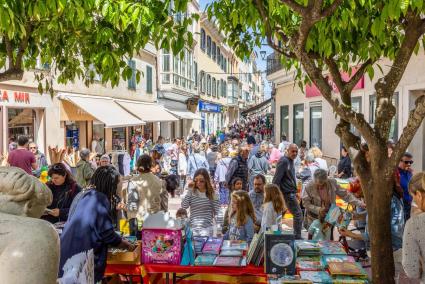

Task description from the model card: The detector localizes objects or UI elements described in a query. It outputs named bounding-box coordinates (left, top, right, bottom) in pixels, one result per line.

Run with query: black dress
left=337, top=156, right=352, bottom=179
left=41, top=182, right=82, bottom=223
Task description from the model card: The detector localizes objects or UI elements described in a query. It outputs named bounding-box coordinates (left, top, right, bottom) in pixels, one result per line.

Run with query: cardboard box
left=107, top=242, right=141, bottom=265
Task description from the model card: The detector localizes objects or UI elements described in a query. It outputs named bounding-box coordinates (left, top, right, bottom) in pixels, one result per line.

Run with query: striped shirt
left=181, top=189, right=220, bottom=233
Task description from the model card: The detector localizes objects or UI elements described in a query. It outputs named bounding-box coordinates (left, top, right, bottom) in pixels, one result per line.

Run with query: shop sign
left=0, top=90, right=30, bottom=104
left=306, top=68, right=364, bottom=98
left=199, top=101, right=221, bottom=113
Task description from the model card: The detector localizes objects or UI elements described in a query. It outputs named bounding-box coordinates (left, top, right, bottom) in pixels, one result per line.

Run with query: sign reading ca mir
left=0, top=90, right=30, bottom=104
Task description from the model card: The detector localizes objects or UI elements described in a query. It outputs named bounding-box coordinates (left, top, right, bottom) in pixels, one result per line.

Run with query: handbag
left=126, top=181, right=139, bottom=212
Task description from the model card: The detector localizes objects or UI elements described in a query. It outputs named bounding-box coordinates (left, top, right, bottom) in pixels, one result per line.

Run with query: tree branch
left=15, top=24, right=33, bottom=70
left=4, top=35, right=14, bottom=68
left=374, top=12, right=425, bottom=140
left=345, top=59, right=373, bottom=93
left=0, top=68, right=24, bottom=82
left=335, top=121, right=361, bottom=150
left=279, top=0, right=306, bottom=15
left=391, top=95, right=425, bottom=167
left=320, top=0, right=343, bottom=18
left=324, top=57, right=345, bottom=96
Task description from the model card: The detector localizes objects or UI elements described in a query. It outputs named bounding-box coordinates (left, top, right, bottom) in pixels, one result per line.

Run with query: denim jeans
left=283, top=192, right=303, bottom=239
left=403, top=200, right=411, bottom=221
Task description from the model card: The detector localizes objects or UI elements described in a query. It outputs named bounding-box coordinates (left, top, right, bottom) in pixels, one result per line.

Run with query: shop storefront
left=0, top=89, right=53, bottom=154
left=199, top=100, right=223, bottom=136
left=58, top=93, right=145, bottom=153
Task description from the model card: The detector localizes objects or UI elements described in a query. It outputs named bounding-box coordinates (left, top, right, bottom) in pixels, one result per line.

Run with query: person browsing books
left=302, top=169, right=365, bottom=229
left=181, top=168, right=220, bottom=236
left=224, top=190, right=256, bottom=244
left=222, top=177, right=244, bottom=234
left=261, top=184, right=286, bottom=232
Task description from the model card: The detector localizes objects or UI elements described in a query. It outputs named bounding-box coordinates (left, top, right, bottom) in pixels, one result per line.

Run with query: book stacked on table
left=193, top=237, right=248, bottom=267
left=295, top=256, right=323, bottom=271
left=328, top=262, right=368, bottom=281
left=295, top=241, right=321, bottom=257
left=247, top=233, right=264, bottom=266
left=318, top=241, right=347, bottom=255
left=214, top=240, right=247, bottom=267
left=299, top=271, right=333, bottom=283
left=321, top=255, right=355, bottom=268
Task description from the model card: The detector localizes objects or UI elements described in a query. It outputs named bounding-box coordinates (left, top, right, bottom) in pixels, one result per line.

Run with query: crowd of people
left=2, top=115, right=425, bottom=283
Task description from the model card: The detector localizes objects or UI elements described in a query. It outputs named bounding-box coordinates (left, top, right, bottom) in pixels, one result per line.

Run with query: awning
left=58, top=93, right=144, bottom=128
left=166, top=109, right=202, bottom=120
left=116, top=100, right=178, bottom=122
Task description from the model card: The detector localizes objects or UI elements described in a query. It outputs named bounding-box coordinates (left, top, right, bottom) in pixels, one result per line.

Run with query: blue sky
left=199, top=0, right=272, bottom=99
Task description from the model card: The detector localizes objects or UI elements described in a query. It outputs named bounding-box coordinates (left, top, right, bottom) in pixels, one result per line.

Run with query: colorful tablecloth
left=105, top=264, right=267, bottom=284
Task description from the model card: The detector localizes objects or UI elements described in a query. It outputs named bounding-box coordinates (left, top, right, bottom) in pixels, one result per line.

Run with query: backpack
left=127, top=181, right=139, bottom=212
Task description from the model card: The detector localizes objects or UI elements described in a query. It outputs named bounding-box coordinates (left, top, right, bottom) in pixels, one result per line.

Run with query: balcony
left=266, top=52, right=283, bottom=75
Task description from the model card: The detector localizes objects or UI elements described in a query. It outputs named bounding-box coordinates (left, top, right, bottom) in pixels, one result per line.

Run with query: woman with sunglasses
left=181, top=168, right=220, bottom=236
left=41, top=163, right=81, bottom=224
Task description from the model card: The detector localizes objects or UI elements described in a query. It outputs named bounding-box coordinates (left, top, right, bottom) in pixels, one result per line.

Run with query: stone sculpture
left=0, top=167, right=59, bottom=284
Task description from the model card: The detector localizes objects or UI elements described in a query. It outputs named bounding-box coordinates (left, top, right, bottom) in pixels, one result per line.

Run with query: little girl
left=221, top=178, right=244, bottom=234
left=308, top=214, right=332, bottom=241
left=224, top=190, right=256, bottom=244
left=261, top=184, right=287, bottom=232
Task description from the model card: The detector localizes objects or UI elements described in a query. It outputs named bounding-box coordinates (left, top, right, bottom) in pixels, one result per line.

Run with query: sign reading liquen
left=0, top=90, right=31, bottom=104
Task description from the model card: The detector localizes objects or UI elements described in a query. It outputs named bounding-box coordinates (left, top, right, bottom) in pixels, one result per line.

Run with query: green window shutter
left=146, top=66, right=153, bottom=94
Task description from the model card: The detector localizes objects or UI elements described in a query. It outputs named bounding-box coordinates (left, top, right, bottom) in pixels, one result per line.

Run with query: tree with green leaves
left=209, top=0, right=425, bottom=282
left=0, top=0, right=195, bottom=93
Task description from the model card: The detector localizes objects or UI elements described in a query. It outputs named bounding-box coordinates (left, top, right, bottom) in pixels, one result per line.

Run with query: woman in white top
left=402, top=172, right=425, bottom=283
left=310, top=147, right=328, bottom=171
left=261, top=184, right=287, bottom=232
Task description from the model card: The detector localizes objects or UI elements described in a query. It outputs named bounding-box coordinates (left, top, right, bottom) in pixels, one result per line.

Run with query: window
left=351, top=97, right=362, bottom=136
left=293, top=104, right=304, bottom=145
left=217, top=48, right=221, bottom=65
left=223, top=58, right=227, bottom=73
left=310, top=104, right=322, bottom=148
left=280, top=106, right=289, bottom=139
left=212, top=42, right=216, bottom=61
left=217, top=79, right=221, bottom=97
left=207, top=36, right=212, bottom=57
left=146, top=65, right=153, bottom=94
left=212, top=78, right=216, bottom=97
left=207, top=74, right=211, bottom=95
left=222, top=80, right=227, bottom=98
left=162, top=50, right=170, bottom=84
left=201, top=29, right=206, bottom=51
left=194, top=61, right=198, bottom=89
left=128, top=59, right=136, bottom=90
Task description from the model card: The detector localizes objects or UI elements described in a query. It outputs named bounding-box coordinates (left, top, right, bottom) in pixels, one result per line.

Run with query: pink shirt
left=269, top=148, right=282, bottom=164
left=8, top=148, right=36, bottom=175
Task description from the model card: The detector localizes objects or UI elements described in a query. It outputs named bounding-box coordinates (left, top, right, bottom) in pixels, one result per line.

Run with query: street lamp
left=260, top=50, right=267, bottom=60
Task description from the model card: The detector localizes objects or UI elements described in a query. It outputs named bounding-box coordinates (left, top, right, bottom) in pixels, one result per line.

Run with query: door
left=310, top=105, right=322, bottom=148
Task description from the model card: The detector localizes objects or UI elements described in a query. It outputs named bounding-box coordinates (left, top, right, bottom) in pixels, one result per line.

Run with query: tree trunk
left=366, top=175, right=395, bottom=284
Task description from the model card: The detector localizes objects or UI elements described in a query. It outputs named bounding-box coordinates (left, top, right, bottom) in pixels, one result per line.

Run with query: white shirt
left=278, top=141, right=290, bottom=153
left=315, top=157, right=328, bottom=171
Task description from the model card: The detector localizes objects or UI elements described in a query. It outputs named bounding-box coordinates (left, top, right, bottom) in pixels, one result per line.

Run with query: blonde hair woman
left=309, top=146, right=328, bottom=171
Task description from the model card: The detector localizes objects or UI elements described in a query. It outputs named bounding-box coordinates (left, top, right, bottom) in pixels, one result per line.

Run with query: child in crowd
left=222, top=177, right=244, bottom=234
left=224, top=190, right=256, bottom=244
left=261, top=184, right=286, bottom=232
left=308, top=208, right=332, bottom=241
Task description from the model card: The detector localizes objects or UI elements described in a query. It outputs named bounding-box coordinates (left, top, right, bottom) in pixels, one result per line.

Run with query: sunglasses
left=51, top=164, right=65, bottom=170
left=403, top=160, right=414, bottom=165
left=30, top=147, right=37, bottom=149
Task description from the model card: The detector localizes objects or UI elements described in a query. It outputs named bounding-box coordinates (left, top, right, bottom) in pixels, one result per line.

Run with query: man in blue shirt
left=398, top=152, right=414, bottom=221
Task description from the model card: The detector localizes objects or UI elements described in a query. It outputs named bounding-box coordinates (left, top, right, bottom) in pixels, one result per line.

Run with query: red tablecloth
left=106, top=264, right=267, bottom=284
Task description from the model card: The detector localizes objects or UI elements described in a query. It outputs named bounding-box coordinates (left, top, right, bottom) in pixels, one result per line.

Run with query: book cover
left=193, top=236, right=208, bottom=254
left=265, top=233, right=296, bottom=275
left=321, top=255, right=355, bottom=267
left=221, top=240, right=248, bottom=251
left=324, top=204, right=352, bottom=228
left=332, top=276, right=368, bottom=283
left=319, top=241, right=347, bottom=255
left=295, top=241, right=321, bottom=251
left=202, top=237, right=223, bottom=255
left=220, top=249, right=243, bottom=257
left=328, top=262, right=368, bottom=276
left=295, top=260, right=323, bottom=271
left=214, top=256, right=242, bottom=267
left=194, top=254, right=216, bottom=266
left=247, top=234, right=259, bottom=263
left=299, top=271, right=333, bottom=283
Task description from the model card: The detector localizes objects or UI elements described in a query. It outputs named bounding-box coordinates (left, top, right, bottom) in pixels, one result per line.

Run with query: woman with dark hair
left=125, top=154, right=168, bottom=236
left=181, top=168, right=220, bottom=236
left=59, top=166, right=134, bottom=283
left=41, top=163, right=81, bottom=224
